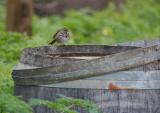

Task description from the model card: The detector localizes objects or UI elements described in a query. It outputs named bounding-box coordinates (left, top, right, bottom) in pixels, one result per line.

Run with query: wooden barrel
left=13, top=39, right=160, bottom=113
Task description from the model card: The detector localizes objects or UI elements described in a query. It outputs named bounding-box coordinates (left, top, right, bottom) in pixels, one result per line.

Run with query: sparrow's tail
left=49, top=39, right=56, bottom=45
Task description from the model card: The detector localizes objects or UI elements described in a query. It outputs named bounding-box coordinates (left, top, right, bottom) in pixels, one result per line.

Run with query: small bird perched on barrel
left=49, top=28, right=70, bottom=45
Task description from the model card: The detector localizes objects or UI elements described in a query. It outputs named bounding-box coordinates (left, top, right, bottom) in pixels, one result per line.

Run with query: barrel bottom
left=14, top=85, right=160, bottom=113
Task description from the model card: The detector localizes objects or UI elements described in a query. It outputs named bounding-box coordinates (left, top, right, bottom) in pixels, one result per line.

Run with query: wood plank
left=14, top=86, right=160, bottom=113
left=20, top=39, right=160, bottom=67
left=13, top=44, right=160, bottom=85
left=119, top=39, right=160, bottom=71
left=20, top=54, right=85, bottom=67
left=21, top=45, right=138, bottom=56
left=20, top=45, right=138, bottom=67
left=42, top=80, right=160, bottom=89
left=29, top=71, right=160, bottom=89
left=117, top=38, right=160, bottom=47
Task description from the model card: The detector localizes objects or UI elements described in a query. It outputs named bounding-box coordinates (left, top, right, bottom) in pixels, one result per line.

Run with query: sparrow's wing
left=48, top=39, right=56, bottom=45
left=53, top=29, right=61, bottom=39
left=48, top=30, right=61, bottom=45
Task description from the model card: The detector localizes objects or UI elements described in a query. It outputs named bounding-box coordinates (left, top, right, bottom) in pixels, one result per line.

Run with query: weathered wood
left=20, top=45, right=138, bottom=67
left=117, top=38, right=160, bottom=47
left=13, top=44, right=160, bottom=85
left=6, top=0, right=33, bottom=36
left=43, top=71, right=160, bottom=89
left=119, top=39, right=160, bottom=71
left=21, top=45, right=138, bottom=56
left=13, top=39, right=160, bottom=113
left=14, top=86, right=160, bottom=113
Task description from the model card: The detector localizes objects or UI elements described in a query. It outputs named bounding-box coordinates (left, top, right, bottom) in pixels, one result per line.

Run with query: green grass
left=0, top=0, right=160, bottom=112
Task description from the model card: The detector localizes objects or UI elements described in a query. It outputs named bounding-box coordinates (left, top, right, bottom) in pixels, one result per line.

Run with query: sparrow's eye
left=64, top=32, right=69, bottom=37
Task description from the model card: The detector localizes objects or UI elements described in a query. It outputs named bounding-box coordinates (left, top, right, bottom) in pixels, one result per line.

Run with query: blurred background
left=0, top=0, right=160, bottom=63
left=0, top=0, right=160, bottom=106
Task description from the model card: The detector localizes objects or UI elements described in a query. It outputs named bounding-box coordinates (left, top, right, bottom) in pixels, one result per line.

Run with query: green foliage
left=0, top=93, right=33, bottom=113
left=32, top=0, right=160, bottom=44
left=0, top=62, right=13, bottom=94
left=29, top=95, right=102, bottom=113
left=0, top=32, right=29, bottom=64
left=0, top=61, right=33, bottom=113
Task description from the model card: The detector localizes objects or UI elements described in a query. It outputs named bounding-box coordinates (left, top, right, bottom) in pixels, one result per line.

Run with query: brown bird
left=49, top=28, right=70, bottom=45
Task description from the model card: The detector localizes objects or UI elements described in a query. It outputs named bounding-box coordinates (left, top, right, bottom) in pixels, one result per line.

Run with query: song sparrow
left=49, top=28, right=70, bottom=45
